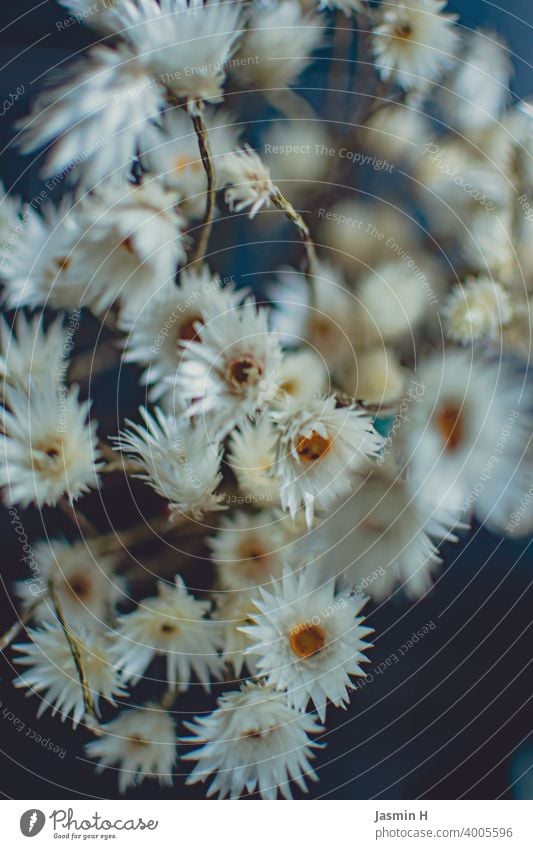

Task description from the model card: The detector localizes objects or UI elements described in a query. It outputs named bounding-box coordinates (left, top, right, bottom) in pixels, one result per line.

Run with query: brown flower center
left=435, top=402, right=464, bottom=453
left=67, top=574, right=92, bottom=602
left=178, top=315, right=203, bottom=343
left=226, top=355, right=263, bottom=390
left=160, top=622, right=178, bottom=635
left=56, top=256, right=72, bottom=272
left=394, top=22, right=414, bottom=40
left=33, top=439, right=64, bottom=473
left=296, top=430, right=331, bottom=462
left=289, top=623, right=326, bottom=659
left=128, top=734, right=149, bottom=748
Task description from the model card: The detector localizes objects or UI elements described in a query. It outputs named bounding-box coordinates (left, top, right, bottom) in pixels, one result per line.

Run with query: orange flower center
left=296, top=430, right=331, bottom=462
left=289, top=622, right=326, bottom=659
left=435, top=402, right=464, bottom=453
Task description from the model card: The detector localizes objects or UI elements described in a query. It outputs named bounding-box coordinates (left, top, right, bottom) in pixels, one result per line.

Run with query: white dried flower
left=111, top=575, right=222, bottom=688
left=85, top=704, right=177, bottom=794
left=13, top=622, right=126, bottom=728
left=444, top=277, right=513, bottom=343
left=274, top=348, right=329, bottom=407
left=212, top=590, right=261, bottom=676
left=407, top=349, right=533, bottom=526
left=220, top=146, right=278, bottom=218
left=209, top=509, right=307, bottom=591
left=238, top=0, right=324, bottom=90
left=18, top=44, right=165, bottom=188
left=269, top=262, right=357, bottom=370
left=372, top=0, right=459, bottom=92
left=440, top=30, right=512, bottom=132
left=0, top=383, right=100, bottom=508
left=174, top=298, right=283, bottom=438
left=111, top=0, right=244, bottom=112
left=183, top=680, right=324, bottom=799
left=1, top=200, right=85, bottom=311
left=15, top=538, right=124, bottom=628
left=272, top=394, right=384, bottom=526
left=339, top=346, right=406, bottom=409
left=242, top=568, right=372, bottom=720
left=0, top=314, right=66, bottom=392
left=356, top=259, right=432, bottom=345
left=120, top=267, right=245, bottom=401
left=78, top=179, right=187, bottom=320
left=227, top=415, right=281, bottom=504
left=317, top=460, right=462, bottom=599
left=115, top=406, right=223, bottom=519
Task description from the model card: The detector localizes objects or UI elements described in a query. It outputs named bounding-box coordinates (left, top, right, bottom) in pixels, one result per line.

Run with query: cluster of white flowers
left=1, top=0, right=532, bottom=801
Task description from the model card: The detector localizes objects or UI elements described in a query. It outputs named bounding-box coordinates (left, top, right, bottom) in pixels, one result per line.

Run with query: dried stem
left=0, top=599, right=41, bottom=652
left=190, top=110, right=216, bottom=264
left=48, top=578, right=99, bottom=723
left=271, top=189, right=318, bottom=296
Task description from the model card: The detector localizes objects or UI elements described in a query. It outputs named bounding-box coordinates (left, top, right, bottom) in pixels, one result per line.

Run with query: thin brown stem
left=190, top=111, right=216, bottom=264
left=271, top=189, right=318, bottom=300
left=0, top=600, right=41, bottom=652
left=48, top=578, right=99, bottom=723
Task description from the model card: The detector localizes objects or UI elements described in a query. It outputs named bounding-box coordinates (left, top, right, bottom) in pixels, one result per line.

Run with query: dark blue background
left=0, top=0, right=532, bottom=800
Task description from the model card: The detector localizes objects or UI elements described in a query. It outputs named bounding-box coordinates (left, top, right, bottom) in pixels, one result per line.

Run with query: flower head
left=111, top=575, right=222, bottom=689
left=0, top=314, right=67, bottom=392
left=272, top=394, right=384, bottom=526
left=238, top=0, right=323, bottom=90
left=372, top=0, right=459, bottom=91
left=15, top=538, right=125, bottom=628
left=0, top=383, right=100, bottom=508
left=111, top=0, right=244, bottom=112
left=175, top=298, right=283, bottom=438
left=242, top=568, right=372, bottom=720
left=443, top=277, right=512, bottom=344
left=182, top=680, right=324, bottom=798
left=85, top=704, right=177, bottom=794
left=227, top=415, right=281, bottom=504
left=13, top=622, right=126, bottom=728
left=220, top=146, right=278, bottom=218
left=115, top=406, right=223, bottom=519
left=120, top=267, right=245, bottom=401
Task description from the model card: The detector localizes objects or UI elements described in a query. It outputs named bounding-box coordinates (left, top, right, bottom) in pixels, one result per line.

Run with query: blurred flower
left=317, top=459, right=462, bottom=599
left=372, top=0, right=459, bottom=91
left=220, top=146, right=278, bottom=218
left=15, top=538, right=125, bottom=628
left=227, top=414, right=281, bottom=504
left=444, top=276, right=512, bottom=344
left=237, top=0, right=323, bottom=89
left=182, top=680, right=324, bottom=799
left=0, top=314, right=66, bottom=392
left=0, top=383, right=100, bottom=508
left=85, top=704, right=176, bottom=794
